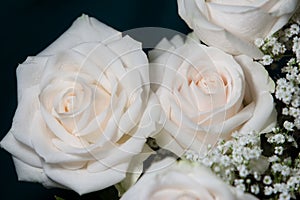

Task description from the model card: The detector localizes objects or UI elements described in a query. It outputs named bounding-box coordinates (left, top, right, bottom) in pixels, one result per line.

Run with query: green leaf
left=54, top=195, right=65, bottom=200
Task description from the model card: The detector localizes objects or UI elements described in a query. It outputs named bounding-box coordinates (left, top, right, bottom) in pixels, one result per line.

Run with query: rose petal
left=1, top=132, right=42, bottom=168
left=178, top=0, right=216, bottom=30
left=44, top=162, right=127, bottom=195
left=39, top=14, right=121, bottom=56
left=207, top=3, right=276, bottom=40
left=148, top=38, right=175, bottom=61
left=240, top=93, right=276, bottom=133
left=194, top=23, right=263, bottom=58
left=31, top=111, right=92, bottom=163
left=235, top=55, right=276, bottom=132
left=16, top=56, right=48, bottom=100
left=72, top=42, right=127, bottom=81
left=268, top=0, right=299, bottom=16
left=107, top=36, right=149, bottom=84
left=13, top=157, right=61, bottom=188
left=117, top=88, right=143, bottom=136
left=87, top=135, right=146, bottom=172
left=154, top=128, right=186, bottom=156
left=8, top=85, right=40, bottom=148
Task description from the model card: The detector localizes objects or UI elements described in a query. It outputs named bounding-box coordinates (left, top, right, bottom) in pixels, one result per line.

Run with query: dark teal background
left=0, top=0, right=190, bottom=199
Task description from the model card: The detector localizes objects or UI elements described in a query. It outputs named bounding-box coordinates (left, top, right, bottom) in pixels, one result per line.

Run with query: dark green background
left=0, top=0, right=189, bottom=199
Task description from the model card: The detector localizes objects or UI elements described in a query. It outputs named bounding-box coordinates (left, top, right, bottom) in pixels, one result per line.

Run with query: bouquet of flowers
left=1, top=1, right=300, bottom=200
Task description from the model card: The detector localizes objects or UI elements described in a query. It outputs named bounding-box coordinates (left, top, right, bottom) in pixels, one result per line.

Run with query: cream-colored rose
left=150, top=35, right=276, bottom=156
left=177, top=0, right=299, bottom=58
left=121, top=158, right=258, bottom=200
left=0, top=15, right=157, bottom=195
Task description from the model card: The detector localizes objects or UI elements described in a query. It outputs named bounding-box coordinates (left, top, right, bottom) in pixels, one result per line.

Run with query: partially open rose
left=0, top=15, right=155, bottom=194
left=150, top=36, right=276, bottom=155
left=120, top=158, right=258, bottom=200
left=178, top=0, right=299, bottom=58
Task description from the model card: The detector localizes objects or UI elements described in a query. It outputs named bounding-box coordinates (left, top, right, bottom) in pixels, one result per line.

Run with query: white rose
left=120, top=158, right=258, bottom=200
left=177, top=0, right=299, bottom=58
left=0, top=15, right=157, bottom=195
left=150, top=36, right=276, bottom=156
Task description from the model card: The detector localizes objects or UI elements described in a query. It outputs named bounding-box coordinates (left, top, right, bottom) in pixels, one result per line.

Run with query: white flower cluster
left=263, top=128, right=300, bottom=200
left=185, top=127, right=300, bottom=200
left=275, top=58, right=300, bottom=131
left=256, top=19, right=300, bottom=65
left=287, top=19, right=300, bottom=62
left=185, top=131, right=263, bottom=191
left=255, top=35, right=286, bottom=65
left=255, top=18, right=300, bottom=132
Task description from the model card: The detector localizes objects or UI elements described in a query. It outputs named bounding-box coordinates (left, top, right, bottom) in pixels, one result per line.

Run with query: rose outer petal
left=39, top=14, right=122, bottom=56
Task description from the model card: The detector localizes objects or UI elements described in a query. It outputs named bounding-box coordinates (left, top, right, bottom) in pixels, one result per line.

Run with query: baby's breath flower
left=213, top=165, right=221, bottom=173
left=269, top=155, right=280, bottom=163
left=264, top=186, right=273, bottom=196
left=272, top=163, right=283, bottom=173
left=263, top=175, right=272, bottom=185
left=289, top=107, right=300, bottom=118
left=293, top=36, right=300, bottom=49
left=273, top=183, right=288, bottom=194
left=275, top=134, right=286, bottom=144
left=254, top=38, right=264, bottom=47
left=275, top=146, right=284, bottom=155
left=268, top=133, right=286, bottom=144
left=294, top=117, right=300, bottom=129
left=237, top=165, right=249, bottom=178
left=282, top=107, right=289, bottom=115
left=272, top=43, right=286, bottom=55
left=234, top=179, right=246, bottom=192
left=292, top=96, right=300, bottom=107
left=250, top=184, right=260, bottom=195
left=220, top=155, right=230, bottom=167
left=261, top=55, right=273, bottom=65
left=287, top=176, right=300, bottom=189
left=292, top=36, right=300, bottom=61
left=266, top=36, right=277, bottom=46
left=246, top=179, right=251, bottom=184
left=253, top=172, right=261, bottom=181
left=275, top=79, right=295, bottom=104
left=290, top=24, right=300, bottom=35
left=283, top=120, right=294, bottom=131
left=281, top=165, right=291, bottom=177
left=285, top=28, right=294, bottom=38
left=279, top=192, right=291, bottom=200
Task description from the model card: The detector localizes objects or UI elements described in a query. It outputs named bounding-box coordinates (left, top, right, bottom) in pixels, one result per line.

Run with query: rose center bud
left=40, top=77, right=96, bottom=135
left=55, top=84, right=86, bottom=115
left=61, top=92, right=76, bottom=113
left=186, top=70, right=228, bottom=112
left=197, top=74, right=220, bottom=95
left=55, top=84, right=91, bottom=133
